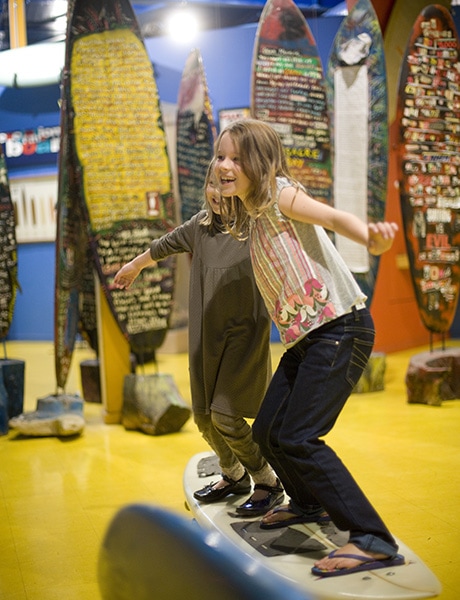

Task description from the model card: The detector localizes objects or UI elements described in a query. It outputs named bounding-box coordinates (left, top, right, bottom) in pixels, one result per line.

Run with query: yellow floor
left=1, top=340, right=459, bottom=599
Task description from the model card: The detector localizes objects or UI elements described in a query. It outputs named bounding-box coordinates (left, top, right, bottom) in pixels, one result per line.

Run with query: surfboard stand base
left=406, top=347, right=460, bottom=406
left=9, top=394, right=84, bottom=437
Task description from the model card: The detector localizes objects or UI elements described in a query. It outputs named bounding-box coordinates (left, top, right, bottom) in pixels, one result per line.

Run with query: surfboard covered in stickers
left=251, top=0, right=332, bottom=207
left=326, top=0, right=388, bottom=304
left=57, top=0, right=177, bottom=372
left=0, top=145, right=18, bottom=341
left=177, top=48, right=216, bottom=223
left=383, top=0, right=452, bottom=126
left=396, top=4, right=460, bottom=333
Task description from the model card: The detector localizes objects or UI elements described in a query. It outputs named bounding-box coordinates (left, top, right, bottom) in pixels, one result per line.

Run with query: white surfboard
left=0, top=43, right=65, bottom=87
left=184, top=452, right=441, bottom=600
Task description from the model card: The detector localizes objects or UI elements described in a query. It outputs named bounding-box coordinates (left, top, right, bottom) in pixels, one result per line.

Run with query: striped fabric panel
left=251, top=212, right=317, bottom=307
left=250, top=209, right=335, bottom=346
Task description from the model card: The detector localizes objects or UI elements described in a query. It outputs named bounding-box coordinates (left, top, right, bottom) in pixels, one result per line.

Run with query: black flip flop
left=260, top=506, right=331, bottom=530
left=311, top=550, right=405, bottom=578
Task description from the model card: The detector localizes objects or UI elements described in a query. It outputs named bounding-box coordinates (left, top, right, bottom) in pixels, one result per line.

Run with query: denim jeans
left=253, top=307, right=399, bottom=557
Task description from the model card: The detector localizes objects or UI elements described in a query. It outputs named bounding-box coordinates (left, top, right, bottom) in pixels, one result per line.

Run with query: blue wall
left=8, top=243, right=55, bottom=341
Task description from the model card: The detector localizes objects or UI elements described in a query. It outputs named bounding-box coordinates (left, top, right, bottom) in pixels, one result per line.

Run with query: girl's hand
left=113, top=262, right=141, bottom=289
left=113, top=250, right=156, bottom=289
left=367, top=222, right=398, bottom=255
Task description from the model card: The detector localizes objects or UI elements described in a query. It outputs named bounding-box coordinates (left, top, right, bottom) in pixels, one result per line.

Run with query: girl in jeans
left=213, top=119, right=404, bottom=578
left=114, top=164, right=283, bottom=517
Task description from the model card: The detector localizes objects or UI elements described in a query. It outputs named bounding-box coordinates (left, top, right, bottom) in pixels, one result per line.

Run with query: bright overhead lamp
left=165, top=9, right=200, bottom=44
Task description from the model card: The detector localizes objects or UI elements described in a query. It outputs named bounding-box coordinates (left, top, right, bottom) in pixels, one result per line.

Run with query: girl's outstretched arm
left=113, top=250, right=157, bottom=289
left=278, top=186, right=398, bottom=255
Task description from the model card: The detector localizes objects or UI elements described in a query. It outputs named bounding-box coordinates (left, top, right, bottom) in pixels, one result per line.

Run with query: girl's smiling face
left=206, top=176, right=221, bottom=214
left=214, top=132, right=251, bottom=201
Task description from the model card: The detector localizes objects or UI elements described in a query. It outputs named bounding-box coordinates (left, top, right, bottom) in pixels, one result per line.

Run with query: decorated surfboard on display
left=0, top=146, right=18, bottom=341
left=54, top=100, right=89, bottom=389
left=62, top=0, right=177, bottom=358
left=251, top=0, right=332, bottom=207
left=397, top=4, right=460, bottom=334
left=54, top=130, right=98, bottom=389
left=184, top=452, right=441, bottom=600
left=383, top=0, right=451, bottom=126
left=177, top=48, right=216, bottom=223
left=55, top=0, right=100, bottom=390
left=326, top=0, right=388, bottom=304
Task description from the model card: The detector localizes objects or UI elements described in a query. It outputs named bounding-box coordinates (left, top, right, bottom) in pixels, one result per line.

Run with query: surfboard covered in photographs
left=397, top=4, right=460, bottom=333
left=62, top=0, right=177, bottom=359
left=177, top=48, right=216, bottom=223
left=326, top=0, right=388, bottom=305
left=383, top=0, right=452, bottom=126
left=251, top=0, right=332, bottom=207
left=0, top=146, right=19, bottom=341
left=184, top=452, right=441, bottom=600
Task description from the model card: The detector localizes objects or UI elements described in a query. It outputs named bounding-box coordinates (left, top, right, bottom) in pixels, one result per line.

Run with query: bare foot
left=314, top=543, right=390, bottom=572
left=261, top=504, right=329, bottom=526
left=261, top=504, right=296, bottom=525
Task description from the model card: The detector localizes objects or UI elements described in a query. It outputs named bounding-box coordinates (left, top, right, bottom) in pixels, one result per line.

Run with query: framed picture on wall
left=219, top=108, right=251, bottom=131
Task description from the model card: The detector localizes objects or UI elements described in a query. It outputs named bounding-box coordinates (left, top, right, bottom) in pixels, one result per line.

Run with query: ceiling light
left=165, top=9, right=199, bottom=44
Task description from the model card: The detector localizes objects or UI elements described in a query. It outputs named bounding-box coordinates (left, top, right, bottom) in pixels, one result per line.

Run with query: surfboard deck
left=63, top=0, right=177, bottom=359
left=177, top=48, right=216, bottom=223
left=184, top=452, right=441, bottom=600
left=326, top=0, right=387, bottom=305
left=0, top=145, right=18, bottom=341
left=396, top=4, right=460, bottom=334
left=251, top=0, right=332, bottom=207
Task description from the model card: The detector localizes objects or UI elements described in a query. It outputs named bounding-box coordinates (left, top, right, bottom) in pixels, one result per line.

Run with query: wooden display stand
left=405, top=348, right=460, bottom=406
left=0, top=359, right=25, bottom=419
left=353, top=352, right=386, bottom=394
left=95, top=280, right=189, bottom=431
left=80, top=359, right=102, bottom=404
left=95, top=279, right=131, bottom=424
left=122, top=373, right=191, bottom=436
left=9, top=394, right=84, bottom=437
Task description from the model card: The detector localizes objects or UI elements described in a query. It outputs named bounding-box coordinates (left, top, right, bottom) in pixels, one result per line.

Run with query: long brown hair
left=215, top=119, right=293, bottom=238
left=199, top=161, right=222, bottom=229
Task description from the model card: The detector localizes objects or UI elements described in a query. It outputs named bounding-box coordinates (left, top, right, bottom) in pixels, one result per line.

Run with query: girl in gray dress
left=114, top=164, right=283, bottom=516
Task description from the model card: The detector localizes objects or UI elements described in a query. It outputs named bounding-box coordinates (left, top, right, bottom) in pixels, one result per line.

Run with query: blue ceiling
left=0, top=0, right=347, bottom=48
